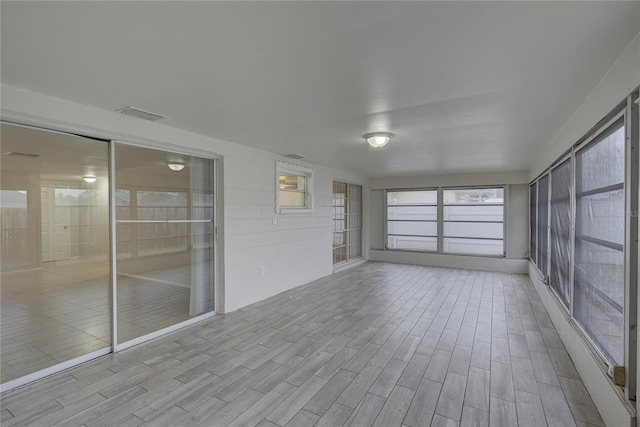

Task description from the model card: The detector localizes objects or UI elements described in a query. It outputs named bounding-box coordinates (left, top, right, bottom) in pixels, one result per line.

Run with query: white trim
left=114, top=311, right=217, bottom=352
left=0, top=347, right=111, bottom=393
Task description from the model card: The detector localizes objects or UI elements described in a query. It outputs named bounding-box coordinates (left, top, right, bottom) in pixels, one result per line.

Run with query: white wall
left=0, top=84, right=369, bottom=313
left=530, top=34, right=640, bottom=180
left=525, top=33, right=639, bottom=427
left=368, top=171, right=530, bottom=274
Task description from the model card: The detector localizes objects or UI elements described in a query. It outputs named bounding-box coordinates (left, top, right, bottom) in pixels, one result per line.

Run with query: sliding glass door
left=1, top=124, right=111, bottom=384
left=0, top=123, right=217, bottom=389
left=114, top=143, right=215, bottom=344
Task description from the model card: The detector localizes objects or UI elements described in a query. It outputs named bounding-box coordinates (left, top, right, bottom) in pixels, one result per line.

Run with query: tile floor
left=0, top=262, right=605, bottom=426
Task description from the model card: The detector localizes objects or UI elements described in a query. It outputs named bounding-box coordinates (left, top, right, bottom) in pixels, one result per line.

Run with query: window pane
left=279, top=174, right=305, bottom=191
left=537, top=175, right=549, bottom=275
left=442, top=187, right=504, bottom=255
left=279, top=190, right=305, bottom=207
left=388, top=205, right=437, bottom=221
left=443, top=205, right=503, bottom=222
left=386, top=190, right=439, bottom=253
left=549, top=159, right=571, bottom=308
left=333, top=182, right=362, bottom=264
left=388, top=236, right=437, bottom=251
left=388, top=221, right=437, bottom=236
left=387, top=190, right=437, bottom=205
left=573, top=117, right=624, bottom=365
left=1, top=123, right=110, bottom=383
left=443, top=188, right=503, bottom=204
left=444, top=222, right=503, bottom=239
left=530, top=182, right=538, bottom=264
left=443, top=238, right=504, bottom=255
left=115, top=144, right=215, bottom=343
left=1, top=190, right=29, bottom=268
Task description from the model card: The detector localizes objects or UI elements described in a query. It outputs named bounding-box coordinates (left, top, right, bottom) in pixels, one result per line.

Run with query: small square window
left=276, top=161, right=314, bottom=213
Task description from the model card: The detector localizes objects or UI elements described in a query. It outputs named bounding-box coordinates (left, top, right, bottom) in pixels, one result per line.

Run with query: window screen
left=536, top=175, right=549, bottom=276
left=549, top=159, right=571, bottom=308
left=387, top=190, right=438, bottom=252
left=573, top=117, right=625, bottom=365
left=443, top=187, right=504, bottom=256
left=530, top=182, right=537, bottom=265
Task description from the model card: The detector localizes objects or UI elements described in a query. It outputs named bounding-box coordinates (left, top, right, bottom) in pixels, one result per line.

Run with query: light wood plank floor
left=0, top=262, right=605, bottom=426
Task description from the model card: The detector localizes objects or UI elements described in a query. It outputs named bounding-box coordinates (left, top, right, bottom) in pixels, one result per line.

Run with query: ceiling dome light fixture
left=363, top=132, right=394, bottom=148
left=167, top=163, right=185, bottom=172
left=83, top=175, right=97, bottom=183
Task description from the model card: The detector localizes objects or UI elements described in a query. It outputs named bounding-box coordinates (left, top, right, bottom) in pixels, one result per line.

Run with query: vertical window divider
left=546, top=173, right=552, bottom=283
left=437, top=187, right=444, bottom=253
left=569, top=151, right=577, bottom=317
left=624, top=92, right=638, bottom=400
left=109, top=140, right=118, bottom=350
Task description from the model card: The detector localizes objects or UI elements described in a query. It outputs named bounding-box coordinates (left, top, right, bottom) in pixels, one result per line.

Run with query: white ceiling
left=1, top=2, right=638, bottom=178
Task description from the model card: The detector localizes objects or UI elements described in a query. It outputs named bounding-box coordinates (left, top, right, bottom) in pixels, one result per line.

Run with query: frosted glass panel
left=388, top=236, right=437, bottom=251
left=387, top=190, right=437, bottom=205
left=443, top=238, right=504, bottom=255
left=443, top=188, right=503, bottom=204
left=388, top=205, right=437, bottom=221
left=443, top=205, right=503, bottom=221
left=388, top=221, right=437, bottom=236
left=444, top=222, right=503, bottom=239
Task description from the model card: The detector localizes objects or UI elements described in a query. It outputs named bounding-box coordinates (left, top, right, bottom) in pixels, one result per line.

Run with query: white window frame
left=276, top=161, right=314, bottom=214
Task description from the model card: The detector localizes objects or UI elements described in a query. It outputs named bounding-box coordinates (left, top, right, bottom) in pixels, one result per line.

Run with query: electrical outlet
left=272, top=216, right=277, bottom=225
left=259, top=266, right=265, bottom=276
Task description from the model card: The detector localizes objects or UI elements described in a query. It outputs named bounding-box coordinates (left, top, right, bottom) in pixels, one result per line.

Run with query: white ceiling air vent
left=4, top=152, right=40, bottom=158
left=117, top=106, right=164, bottom=121
left=285, top=154, right=305, bottom=160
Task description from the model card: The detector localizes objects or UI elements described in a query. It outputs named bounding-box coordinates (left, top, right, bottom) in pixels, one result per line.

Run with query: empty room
left=0, top=1, right=639, bottom=426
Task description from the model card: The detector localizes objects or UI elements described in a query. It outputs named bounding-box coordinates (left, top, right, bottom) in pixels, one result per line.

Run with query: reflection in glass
left=0, top=123, right=110, bottom=384
left=115, top=144, right=215, bottom=343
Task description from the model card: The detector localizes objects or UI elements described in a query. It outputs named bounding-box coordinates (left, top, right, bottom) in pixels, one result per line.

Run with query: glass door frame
left=110, top=140, right=219, bottom=352
left=0, top=122, right=220, bottom=392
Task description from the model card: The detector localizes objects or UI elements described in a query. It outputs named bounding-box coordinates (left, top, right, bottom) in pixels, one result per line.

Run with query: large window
left=443, top=187, right=504, bottom=256
left=549, top=159, right=572, bottom=308
left=529, top=96, right=637, bottom=378
left=386, top=187, right=505, bottom=256
left=574, top=117, right=625, bottom=365
left=387, top=189, right=438, bottom=252
left=333, top=181, right=362, bottom=265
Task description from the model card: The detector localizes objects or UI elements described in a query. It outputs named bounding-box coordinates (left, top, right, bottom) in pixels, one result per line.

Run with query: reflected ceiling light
left=167, top=163, right=185, bottom=172
left=363, top=132, right=394, bottom=148
left=83, top=175, right=97, bottom=183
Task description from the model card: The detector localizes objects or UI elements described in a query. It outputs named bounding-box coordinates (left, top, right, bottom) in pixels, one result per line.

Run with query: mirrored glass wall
left=0, top=123, right=216, bottom=387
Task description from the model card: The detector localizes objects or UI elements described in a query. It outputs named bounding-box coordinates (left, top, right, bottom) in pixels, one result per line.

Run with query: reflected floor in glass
left=1, top=262, right=196, bottom=383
